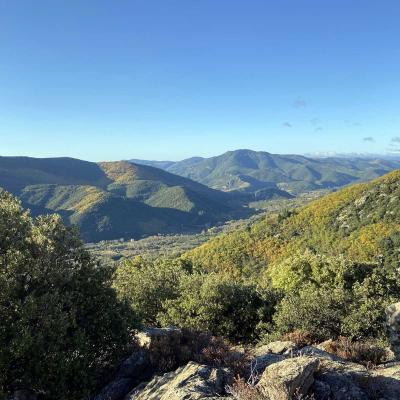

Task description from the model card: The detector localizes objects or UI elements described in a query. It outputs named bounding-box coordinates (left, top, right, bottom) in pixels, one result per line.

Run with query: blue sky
left=1, top=0, right=399, bottom=161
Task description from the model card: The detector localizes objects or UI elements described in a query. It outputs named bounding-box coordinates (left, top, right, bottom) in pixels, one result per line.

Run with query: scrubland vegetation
left=1, top=170, right=400, bottom=399
left=113, top=170, right=400, bottom=347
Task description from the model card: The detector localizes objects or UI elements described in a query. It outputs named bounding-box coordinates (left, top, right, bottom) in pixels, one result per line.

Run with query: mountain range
left=131, top=149, right=400, bottom=196
left=0, top=156, right=237, bottom=242
left=1, top=150, right=400, bottom=243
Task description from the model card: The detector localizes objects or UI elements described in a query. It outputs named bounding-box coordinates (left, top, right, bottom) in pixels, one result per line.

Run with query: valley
left=3, top=3, right=399, bottom=399
left=0, top=151, right=398, bottom=244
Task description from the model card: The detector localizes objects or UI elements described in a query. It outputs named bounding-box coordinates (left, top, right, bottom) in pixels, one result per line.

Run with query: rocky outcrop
left=299, top=345, right=347, bottom=362
left=94, top=327, right=184, bottom=400
left=386, top=303, right=400, bottom=359
left=367, top=364, right=400, bottom=400
left=93, top=349, right=153, bottom=400
left=94, top=331, right=400, bottom=400
left=136, top=327, right=182, bottom=348
left=311, top=357, right=369, bottom=400
left=257, top=356, right=319, bottom=400
left=125, top=362, right=232, bottom=400
left=256, top=340, right=298, bottom=355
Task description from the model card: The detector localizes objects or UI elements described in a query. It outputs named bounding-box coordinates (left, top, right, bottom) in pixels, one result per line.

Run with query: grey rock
left=125, top=361, right=233, bottom=400
left=386, top=303, right=400, bottom=359
left=253, top=353, right=286, bottom=375
left=368, top=364, right=400, bottom=400
left=95, top=327, right=184, bottom=400
left=135, top=327, right=181, bottom=349
left=256, top=340, right=298, bottom=356
left=311, top=358, right=370, bottom=399
left=311, top=379, right=332, bottom=400
left=299, top=346, right=347, bottom=362
left=312, top=373, right=369, bottom=400
left=93, top=349, right=153, bottom=400
left=256, top=356, right=319, bottom=400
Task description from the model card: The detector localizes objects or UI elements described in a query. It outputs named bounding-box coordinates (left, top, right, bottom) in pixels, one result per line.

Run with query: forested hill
left=131, top=149, right=400, bottom=195
left=184, top=169, right=400, bottom=275
left=0, top=156, right=238, bottom=242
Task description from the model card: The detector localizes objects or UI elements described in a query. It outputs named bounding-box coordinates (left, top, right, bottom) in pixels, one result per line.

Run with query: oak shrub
left=0, top=192, right=138, bottom=400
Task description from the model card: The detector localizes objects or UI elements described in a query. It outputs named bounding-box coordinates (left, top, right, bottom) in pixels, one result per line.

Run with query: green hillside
left=0, top=156, right=238, bottom=242
left=112, top=169, right=400, bottom=347
left=132, top=150, right=400, bottom=196
left=184, top=169, right=400, bottom=276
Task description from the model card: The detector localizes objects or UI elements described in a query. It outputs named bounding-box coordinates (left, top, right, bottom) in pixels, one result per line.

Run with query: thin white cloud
left=363, top=136, right=375, bottom=142
left=293, top=98, right=307, bottom=108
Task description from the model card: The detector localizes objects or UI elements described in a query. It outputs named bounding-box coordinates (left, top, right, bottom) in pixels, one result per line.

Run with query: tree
left=0, top=192, right=138, bottom=399
left=113, top=256, right=190, bottom=325
left=272, top=284, right=349, bottom=341
left=158, top=273, right=273, bottom=342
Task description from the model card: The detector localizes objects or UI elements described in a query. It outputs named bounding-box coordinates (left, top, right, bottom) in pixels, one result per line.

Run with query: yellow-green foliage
left=267, top=251, right=350, bottom=293
left=183, top=229, right=261, bottom=278
left=99, top=161, right=140, bottom=185
left=64, top=186, right=109, bottom=214
left=99, top=161, right=167, bottom=185
left=184, top=170, right=400, bottom=275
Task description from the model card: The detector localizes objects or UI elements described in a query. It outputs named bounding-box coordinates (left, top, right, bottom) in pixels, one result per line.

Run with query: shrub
left=267, top=251, right=376, bottom=294
left=113, top=256, right=190, bottom=324
left=144, top=329, right=249, bottom=376
left=342, top=268, right=400, bottom=340
left=272, top=284, right=348, bottom=341
left=324, top=337, right=389, bottom=367
left=144, top=329, right=200, bottom=373
left=158, top=273, right=274, bottom=342
left=281, top=330, right=317, bottom=347
left=270, top=253, right=400, bottom=342
left=196, top=336, right=250, bottom=377
left=0, top=192, right=138, bottom=399
left=226, top=377, right=263, bottom=400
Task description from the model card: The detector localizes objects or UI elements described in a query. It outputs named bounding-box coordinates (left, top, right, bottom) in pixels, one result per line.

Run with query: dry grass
left=196, top=336, right=251, bottom=377
left=147, top=329, right=250, bottom=376
left=226, top=377, right=263, bottom=400
left=281, top=330, right=317, bottom=347
left=324, top=337, right=389, bottom=367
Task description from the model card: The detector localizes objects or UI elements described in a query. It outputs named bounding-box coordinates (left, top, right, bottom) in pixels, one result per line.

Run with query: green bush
left=158, top=273, right=275, bottom=342
left=342, top=268, right=400, bottom=340
left=113, top=256, right=191, bottom=324
left=271, top=258, right=400, bottom=342
left=272, top=284, right=349, bottom=341
left=0, top=192, right=138, bottom=399
left=268, top=251, right=375, bottom=294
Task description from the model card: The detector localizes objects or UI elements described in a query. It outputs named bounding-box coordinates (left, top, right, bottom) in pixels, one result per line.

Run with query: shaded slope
left=0, top=157, right=238, bottom=242
left=0, top=156, right=110, bottom=193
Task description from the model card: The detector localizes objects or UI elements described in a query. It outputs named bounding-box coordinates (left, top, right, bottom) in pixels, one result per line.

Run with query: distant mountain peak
left=131, top=150, right=400, bottom=195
